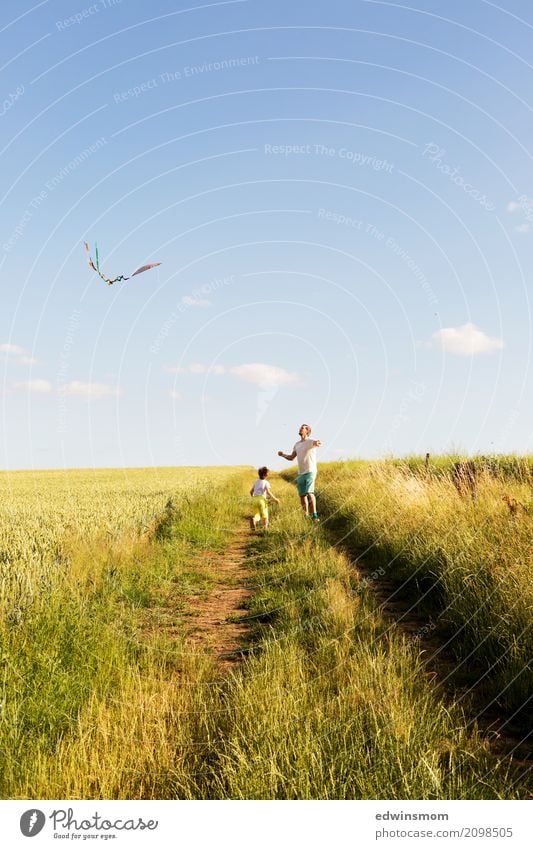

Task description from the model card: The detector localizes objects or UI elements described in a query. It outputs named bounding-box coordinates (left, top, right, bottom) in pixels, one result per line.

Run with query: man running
left=278, top=423, right=322, bottom=519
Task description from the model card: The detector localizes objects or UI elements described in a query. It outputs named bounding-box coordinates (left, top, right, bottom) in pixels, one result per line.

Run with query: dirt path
left=182, top=524, right=253, bottom=670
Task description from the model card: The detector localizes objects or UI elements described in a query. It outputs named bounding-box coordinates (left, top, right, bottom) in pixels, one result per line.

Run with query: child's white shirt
left=252, top=479, right=271, bottom=497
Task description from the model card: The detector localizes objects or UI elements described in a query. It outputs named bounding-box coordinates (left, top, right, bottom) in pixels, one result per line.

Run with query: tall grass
left=397, top=454, right=533, bottom=483
left=0, top=467, right=247, bottom=798
left=200, top=482, right=526, bottom=799
left=313, top=459, right=533, bottom=714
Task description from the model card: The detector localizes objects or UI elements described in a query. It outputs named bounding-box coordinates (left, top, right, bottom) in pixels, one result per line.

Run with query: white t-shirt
left=293, top=438, right=318, bottom=474
left=252, top=479, right=271, bottom=497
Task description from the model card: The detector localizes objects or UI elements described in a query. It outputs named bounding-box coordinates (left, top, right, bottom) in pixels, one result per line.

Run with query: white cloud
left=431, top=323, right=504, bottom=355
left=1, top=343, right=25, bottom=354
left=164, top=366, right=187, bottom=374
left=13, top=379, right=52, bottom=393
left=181, top=295, right=211, bottom=307
left=506, top=201, right=520, bottom=213
left=515, top=223, right=530, bottom=233
left=189, top=363, right=207, bottom=374
left=1, top=343, right=40, bottom=365
left=169, top=390, right=182, bottom=400
left=164, top=363, right=225, bottom=375
left=62, top=381, right=119, bottom=399
left=230, top=363, right=300, bottom=387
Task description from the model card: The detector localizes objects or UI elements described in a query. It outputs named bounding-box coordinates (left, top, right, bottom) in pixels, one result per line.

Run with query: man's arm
left=312, top=439, right=322, bottom=448
left=278, top=449, right=297, bottom=461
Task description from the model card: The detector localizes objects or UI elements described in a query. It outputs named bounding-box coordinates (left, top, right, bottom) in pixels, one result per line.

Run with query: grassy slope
left=310, top=459, right=533, bottom=715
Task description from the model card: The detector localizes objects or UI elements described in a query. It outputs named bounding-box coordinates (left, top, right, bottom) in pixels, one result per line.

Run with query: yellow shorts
left=252, top=495, right=268, bottom=520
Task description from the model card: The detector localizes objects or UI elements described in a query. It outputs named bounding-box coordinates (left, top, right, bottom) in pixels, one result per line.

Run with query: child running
left=249, top=466, right=280, bottom=531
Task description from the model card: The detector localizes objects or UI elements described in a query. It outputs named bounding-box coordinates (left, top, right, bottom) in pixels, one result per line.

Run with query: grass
left=397, top=453, right=533, bottom=483
left=0, top=462, right=529, bottom=799
left=200, top=481, right=527, bottom=799
left=0, top=466, right=248, bottom=798
left=310, top=458, right=533, bottom=715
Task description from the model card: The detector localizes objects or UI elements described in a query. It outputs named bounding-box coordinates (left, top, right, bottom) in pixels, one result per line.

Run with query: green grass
left=0, top=468, right=249, bottom=798
left=396, top=453, right=533, bottom=483
left=1, top=464, right=529, bottom=799
left=309, top=458, right=533, bottom=715
left=199, top=481, right=527, bottom=799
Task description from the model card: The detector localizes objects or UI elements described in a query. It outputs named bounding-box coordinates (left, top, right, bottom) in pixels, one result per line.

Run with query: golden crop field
left=0, top=465, right=234, bottom=547
left=0, top=466, right=235, bottom=603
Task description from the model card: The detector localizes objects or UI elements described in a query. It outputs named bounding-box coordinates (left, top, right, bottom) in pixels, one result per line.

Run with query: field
left=0, top=459, right=531, bottom=799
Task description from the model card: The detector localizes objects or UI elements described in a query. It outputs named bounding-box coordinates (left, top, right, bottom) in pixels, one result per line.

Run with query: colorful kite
left=85, top=241, right=161, bottom=285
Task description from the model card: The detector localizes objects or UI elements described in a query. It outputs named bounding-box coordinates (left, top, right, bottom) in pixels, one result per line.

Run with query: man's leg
left=300, top=494, right=309, bottom=514
left=307, top=473, right=318, bottom=519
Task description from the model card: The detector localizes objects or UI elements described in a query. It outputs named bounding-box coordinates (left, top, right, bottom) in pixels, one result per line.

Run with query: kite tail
left=84, top=241, right=97, bottom=273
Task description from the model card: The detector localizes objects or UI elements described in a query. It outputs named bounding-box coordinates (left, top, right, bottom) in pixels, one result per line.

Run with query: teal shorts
left=297, top=472, right=316, bottom=497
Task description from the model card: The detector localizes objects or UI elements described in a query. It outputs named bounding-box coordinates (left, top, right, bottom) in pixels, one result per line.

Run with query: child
left=249, top=466, right=280, bottom=530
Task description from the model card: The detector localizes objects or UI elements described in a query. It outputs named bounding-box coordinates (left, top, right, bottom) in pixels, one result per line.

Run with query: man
left=278, top=423, right=322, bottom=519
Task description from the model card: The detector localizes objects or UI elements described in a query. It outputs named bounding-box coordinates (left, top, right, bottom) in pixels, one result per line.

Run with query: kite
left=85, top=241, right=161, bottom=285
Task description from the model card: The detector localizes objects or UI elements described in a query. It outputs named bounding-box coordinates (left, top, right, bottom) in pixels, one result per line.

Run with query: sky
left=1, top=0, right=532, bottom=469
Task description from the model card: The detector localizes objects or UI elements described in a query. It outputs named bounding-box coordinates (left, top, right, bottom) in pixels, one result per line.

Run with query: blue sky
left=1, top=0, right=532, bottom=469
